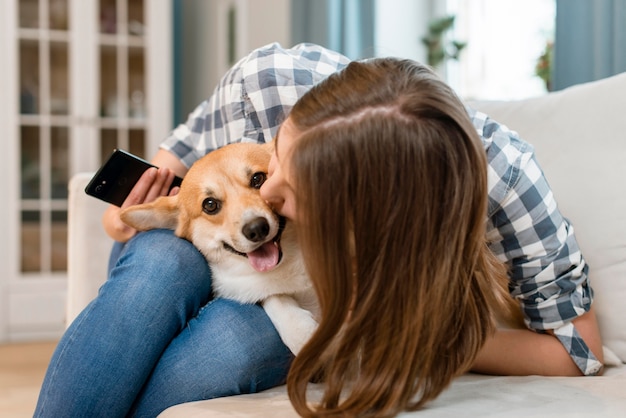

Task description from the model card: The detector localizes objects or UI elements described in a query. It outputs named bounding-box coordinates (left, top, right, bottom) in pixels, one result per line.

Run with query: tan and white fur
left=120, top=142, right=318, bottom=355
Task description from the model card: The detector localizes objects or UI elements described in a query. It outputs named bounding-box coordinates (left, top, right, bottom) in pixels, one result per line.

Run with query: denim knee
left=105, top=229, right=213, bottom=327
left=128, top=299, right=293, bottom=417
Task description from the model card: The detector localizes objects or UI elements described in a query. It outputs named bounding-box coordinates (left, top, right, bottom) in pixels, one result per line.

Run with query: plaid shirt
left=161, top=43, right=601, bottom=375
left=162, top=43, right=350, bottom=168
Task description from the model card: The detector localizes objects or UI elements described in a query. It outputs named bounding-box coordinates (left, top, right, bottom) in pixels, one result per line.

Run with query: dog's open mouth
left=223, top=217, right=286, bottom=273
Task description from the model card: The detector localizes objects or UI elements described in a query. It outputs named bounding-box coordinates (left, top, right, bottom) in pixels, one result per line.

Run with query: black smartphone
left=85, top=149, right=183, bottom=207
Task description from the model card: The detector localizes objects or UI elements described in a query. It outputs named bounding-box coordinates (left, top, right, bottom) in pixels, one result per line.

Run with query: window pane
left=100, top=0, right=117, bottom=34
left=51, top=127, right=69, bottom=199
left=21, top=126, right=41, bottom=199
left=100, top=128, right=118, bottom=163
left=449, top=0, right=555, bottom=100
left=49, top=0, right=69, bottom=31
left=129, top=129, right=145, bottom=158
left=51, top=211, right=68, bottom=271
left=19, top=0, right=39, bottom=29
left=21, top=211, right=41, bottom=272
left=100, top=46, right=118, bottom=117
left=50, top=42, right=69, bottom=115
left=20, top=40, right=40, bottom=115
left=128, top=0, right=145, bottom=36
left=129, top=47, right=145, bottom=119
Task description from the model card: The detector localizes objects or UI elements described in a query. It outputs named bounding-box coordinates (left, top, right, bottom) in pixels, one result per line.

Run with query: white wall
left=373, top=0, right=433, bottom=63
left=179, top=0, right=291, bottom=120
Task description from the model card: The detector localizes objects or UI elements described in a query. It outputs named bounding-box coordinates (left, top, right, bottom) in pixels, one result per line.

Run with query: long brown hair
left=286, top=58, right=510, bottom=417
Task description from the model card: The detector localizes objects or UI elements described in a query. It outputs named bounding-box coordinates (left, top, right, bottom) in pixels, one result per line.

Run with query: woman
left=36, top=44, right=602, bottom=417
left=259, top=58, right=604, bottom=417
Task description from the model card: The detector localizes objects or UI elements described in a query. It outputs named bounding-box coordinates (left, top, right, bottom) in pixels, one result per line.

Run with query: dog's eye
left=202, top=197, right=221, bottom=215
left=250, top=172, right=267, bottom=189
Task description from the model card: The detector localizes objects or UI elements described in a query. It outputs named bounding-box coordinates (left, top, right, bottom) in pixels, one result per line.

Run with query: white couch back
left=469, top=72, right=626, bottom=363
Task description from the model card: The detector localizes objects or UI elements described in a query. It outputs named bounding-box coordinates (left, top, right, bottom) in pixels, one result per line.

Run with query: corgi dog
left=120, top=142, right=318, bottom=355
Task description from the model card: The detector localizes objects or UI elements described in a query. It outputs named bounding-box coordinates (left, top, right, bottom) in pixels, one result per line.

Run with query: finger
left=143, top=167, right=172, bottom=203
left=159, top=170, right=176, bottom=196
left=168, top=186, right=180, bottom=197
left=121, top=167, right=158, bottom=208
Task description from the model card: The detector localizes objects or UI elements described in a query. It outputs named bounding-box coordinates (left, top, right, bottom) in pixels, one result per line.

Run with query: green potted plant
left=535, top=41, right=553, bottom=91
left=421, top=15, right=467, bottom=68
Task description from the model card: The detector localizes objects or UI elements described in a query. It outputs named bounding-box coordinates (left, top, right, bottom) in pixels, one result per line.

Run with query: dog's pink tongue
left=248, top=242, right=279, bottom=272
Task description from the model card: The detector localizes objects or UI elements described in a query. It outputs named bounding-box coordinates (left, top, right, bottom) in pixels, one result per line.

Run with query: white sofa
left=67, top=72, right=626, bottom=417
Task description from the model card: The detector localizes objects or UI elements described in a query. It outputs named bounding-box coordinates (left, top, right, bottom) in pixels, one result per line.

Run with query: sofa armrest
left=66, top=173, right=113, bottom=326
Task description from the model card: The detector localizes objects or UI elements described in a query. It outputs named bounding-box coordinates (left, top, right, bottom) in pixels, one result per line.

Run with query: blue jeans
left=35, top=229, right=293, bottom=417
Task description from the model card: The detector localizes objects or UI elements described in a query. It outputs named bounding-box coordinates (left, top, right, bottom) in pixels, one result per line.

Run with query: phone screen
left=85, top=149, right=183, bottom=207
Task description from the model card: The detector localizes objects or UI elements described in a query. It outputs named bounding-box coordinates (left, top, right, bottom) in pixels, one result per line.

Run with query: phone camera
left=95, top=181, right=107, bottom=194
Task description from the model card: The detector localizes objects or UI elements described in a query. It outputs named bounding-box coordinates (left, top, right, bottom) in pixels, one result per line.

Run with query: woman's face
left=260, top=117, right=299, bottom=221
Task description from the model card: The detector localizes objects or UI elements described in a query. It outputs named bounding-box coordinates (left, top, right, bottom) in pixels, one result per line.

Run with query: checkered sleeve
left=160, top=43, right=350, bottom=168
left=470, top=108, right=602, bottom=375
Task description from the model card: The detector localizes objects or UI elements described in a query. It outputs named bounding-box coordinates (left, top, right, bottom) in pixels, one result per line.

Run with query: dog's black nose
left=243, top=217, right=270, bottom=242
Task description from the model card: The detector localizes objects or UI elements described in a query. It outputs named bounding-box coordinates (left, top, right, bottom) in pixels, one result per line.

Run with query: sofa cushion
left=159, top=368, right=626, bottom=417
left=469, top=72, right=626, bottom=363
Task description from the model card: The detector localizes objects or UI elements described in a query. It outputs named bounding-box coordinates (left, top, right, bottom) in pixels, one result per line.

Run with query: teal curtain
left=291, top=0, right=375, bottom=60
left=554, top=0, right=626, bottom=90
left=172, top=0, right=183, bottom=127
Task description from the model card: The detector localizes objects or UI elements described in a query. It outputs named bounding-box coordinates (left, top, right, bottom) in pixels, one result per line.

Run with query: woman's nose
left=260, top=176, right=279, bottom=205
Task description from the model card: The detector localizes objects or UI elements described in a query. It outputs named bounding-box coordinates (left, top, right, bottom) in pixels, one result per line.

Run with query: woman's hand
left=102, top=150, right=187, bottom=242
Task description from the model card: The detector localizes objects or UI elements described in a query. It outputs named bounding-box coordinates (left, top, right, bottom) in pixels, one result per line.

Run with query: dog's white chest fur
left=192, top=212, right=318, bottom=356
left=210, top=251, right=318, bottom=355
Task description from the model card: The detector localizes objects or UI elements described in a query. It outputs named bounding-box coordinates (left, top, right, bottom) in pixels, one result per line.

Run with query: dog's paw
left=262, top=295, right=318, bottom=355
left=283, top=311, right=318, bottom=355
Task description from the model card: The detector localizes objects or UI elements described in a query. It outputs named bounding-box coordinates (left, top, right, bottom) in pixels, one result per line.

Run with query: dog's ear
left=120, top=195, right=180, bottom=231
